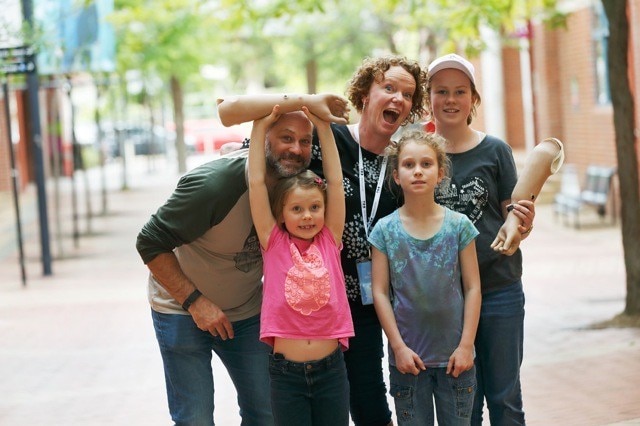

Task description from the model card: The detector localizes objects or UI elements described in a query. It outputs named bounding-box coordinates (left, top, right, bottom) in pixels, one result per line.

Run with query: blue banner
left=35, top=0, right=115, bottom=74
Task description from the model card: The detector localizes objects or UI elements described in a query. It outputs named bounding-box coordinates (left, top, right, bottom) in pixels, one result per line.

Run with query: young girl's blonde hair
left=269, top=170, right=327, bottom=225
left=384, top=129, right=450, bottom=201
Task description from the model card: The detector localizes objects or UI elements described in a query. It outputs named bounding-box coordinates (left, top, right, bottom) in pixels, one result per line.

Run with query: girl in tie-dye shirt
left=369, top=130, right=481, bottom=426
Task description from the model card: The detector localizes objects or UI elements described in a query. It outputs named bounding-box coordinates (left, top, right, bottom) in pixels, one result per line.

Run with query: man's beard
left=265, top=144, right=310, bottom=177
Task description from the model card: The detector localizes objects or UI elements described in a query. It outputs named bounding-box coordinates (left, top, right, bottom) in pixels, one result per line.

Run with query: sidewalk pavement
left=0, top=154, right=639, bottom=426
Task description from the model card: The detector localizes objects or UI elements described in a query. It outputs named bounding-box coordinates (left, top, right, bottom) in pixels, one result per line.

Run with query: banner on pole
left=35, top=0, right=115, bottom=75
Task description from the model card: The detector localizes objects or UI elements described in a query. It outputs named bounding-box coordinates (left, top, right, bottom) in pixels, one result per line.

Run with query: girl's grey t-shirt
left=435, top=134, right=521, bottom=293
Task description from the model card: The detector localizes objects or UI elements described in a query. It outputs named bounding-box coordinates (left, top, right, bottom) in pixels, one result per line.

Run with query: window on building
left=593, top=2, right=611, bottom=105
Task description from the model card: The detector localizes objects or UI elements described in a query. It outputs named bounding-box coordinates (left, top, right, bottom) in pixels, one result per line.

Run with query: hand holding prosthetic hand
left=491, top=138, right=565, bottom=255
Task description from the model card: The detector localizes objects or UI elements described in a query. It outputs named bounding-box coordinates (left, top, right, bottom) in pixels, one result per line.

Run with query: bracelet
left=181, top=289, right=202, bottom=311
left=521, top=224, right=534, bottom=236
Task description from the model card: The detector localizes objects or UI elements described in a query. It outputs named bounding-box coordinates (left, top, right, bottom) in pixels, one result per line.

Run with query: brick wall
left=531, top=5, right=618, bottom=177
left=0, top=97, right=9, bottom=192
left=531, top=24, right=564, bottom=144
left=502, top=47, right=526, bottom=149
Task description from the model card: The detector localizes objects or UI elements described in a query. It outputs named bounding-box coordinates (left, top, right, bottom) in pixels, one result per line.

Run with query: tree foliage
left=110, top=0, right=327, bottom=172
left=107, top=0, right=568, bottom=165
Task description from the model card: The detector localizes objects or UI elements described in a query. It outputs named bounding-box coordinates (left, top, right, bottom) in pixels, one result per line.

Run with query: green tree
left=368, top=0, right=564, bottom=60
left=602, top=0, right=640, bottom=316
left=111, top=0, right=215, bottom=173
left=111, top=0, right=325, bottom=173
left=268, top=2, right=389, bottom=94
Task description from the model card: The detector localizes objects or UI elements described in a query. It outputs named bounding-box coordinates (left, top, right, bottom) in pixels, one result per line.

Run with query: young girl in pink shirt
left=248, top=105, right=354, bottom=426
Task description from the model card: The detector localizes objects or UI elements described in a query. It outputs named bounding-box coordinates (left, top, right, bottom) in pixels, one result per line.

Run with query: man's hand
left=188, top=296, right=234, bottom=340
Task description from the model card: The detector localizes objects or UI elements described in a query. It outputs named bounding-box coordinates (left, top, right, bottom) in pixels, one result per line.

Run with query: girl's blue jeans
left=269, top=347, right=350, bottom=426
left=389, top=364, right=476, bottom=425
left=151, top=310, right=273, bottom=426
left=471, top=281, right=526, bottom=425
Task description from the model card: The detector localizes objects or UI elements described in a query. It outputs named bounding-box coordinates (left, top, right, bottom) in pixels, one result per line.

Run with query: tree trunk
left=306, top=58, right=317, bottom=95
left=602, top=0, right=640, bottom=314
left=170, top=75, right=187, bottom=174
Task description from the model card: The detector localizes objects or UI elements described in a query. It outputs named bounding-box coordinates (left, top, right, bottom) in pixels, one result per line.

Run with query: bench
left=553, top=164, right=617, bottom=229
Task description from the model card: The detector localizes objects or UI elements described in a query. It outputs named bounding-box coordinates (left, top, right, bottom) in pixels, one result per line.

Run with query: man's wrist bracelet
left=182, top=289, right=202, bottom=311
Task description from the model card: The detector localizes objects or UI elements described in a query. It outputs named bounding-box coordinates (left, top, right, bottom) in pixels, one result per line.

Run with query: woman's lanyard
left=354, top=125, right=388, bottom=238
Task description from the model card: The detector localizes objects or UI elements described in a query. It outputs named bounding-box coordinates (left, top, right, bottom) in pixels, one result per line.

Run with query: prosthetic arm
left=491, top=137, right=565, bottom=254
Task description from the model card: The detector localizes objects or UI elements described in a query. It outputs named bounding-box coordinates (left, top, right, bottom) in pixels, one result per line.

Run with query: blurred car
left=106, top=125, right=173, bottom=157
left=180, top=119, right=248, bottom=154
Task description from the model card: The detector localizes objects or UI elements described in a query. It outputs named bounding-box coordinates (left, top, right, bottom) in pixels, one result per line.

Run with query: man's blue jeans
left=269, top=347, right=350, bottom=425
left=152, top=310, right=273, bottom=426
left=471, top=281, right=526, bottom=425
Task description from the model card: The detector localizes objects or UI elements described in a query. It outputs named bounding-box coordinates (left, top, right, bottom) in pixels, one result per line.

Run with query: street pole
left=64, top=76, right=80, bottom=248
left=21, top=0, right=52, bottom=275
left=95, top=77, right=108, bottom=215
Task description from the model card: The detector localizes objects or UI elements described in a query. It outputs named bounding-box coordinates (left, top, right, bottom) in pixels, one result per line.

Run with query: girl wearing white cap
left=427, top=53, right=534, bottom=425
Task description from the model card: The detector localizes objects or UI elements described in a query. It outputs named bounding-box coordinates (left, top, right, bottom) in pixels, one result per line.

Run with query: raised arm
left=247, top=106, right=281, bottom=249
left=301, top=106, right=345, bottom=243
left=217, top=93, right=350, bottom=127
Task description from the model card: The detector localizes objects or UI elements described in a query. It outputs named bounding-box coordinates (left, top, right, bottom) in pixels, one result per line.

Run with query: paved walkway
left=0, top=155, right=638, bottom=425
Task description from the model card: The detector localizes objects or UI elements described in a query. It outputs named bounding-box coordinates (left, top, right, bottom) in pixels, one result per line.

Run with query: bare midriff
left=273, top=338, right=339, bottom=362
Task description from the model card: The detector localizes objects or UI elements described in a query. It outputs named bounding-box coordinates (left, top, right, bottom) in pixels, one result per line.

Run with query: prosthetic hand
left=217, top=93, right=350, bottom=126
left=491, top=138, right=565, bottom=255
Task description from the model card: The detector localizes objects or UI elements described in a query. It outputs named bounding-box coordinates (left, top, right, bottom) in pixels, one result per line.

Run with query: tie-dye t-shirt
left=368, top=208, right=478, bottom=367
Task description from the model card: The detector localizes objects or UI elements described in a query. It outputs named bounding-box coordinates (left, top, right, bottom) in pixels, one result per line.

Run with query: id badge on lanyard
left=357, top=258, right=373, bottom=305
left=355, top=128, right=387, bottom=305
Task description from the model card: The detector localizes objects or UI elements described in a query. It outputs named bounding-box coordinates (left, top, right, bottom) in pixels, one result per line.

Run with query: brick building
left=1, top=86, right=32, bottom=193
left=469, top=0, right=639, bottom=212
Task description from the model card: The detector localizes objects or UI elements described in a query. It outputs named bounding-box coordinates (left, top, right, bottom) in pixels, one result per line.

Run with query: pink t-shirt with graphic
left=260, top=225, right=354, bottom=349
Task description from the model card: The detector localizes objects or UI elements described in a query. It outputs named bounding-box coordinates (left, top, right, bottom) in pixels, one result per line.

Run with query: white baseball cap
left=427, top=53, right=475, bottom=85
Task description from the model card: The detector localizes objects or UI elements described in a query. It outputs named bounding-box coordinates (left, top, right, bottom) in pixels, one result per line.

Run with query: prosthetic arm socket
left=511, top=137, right=565, bottom=204
left=492, top=138, right=565, bottom=254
